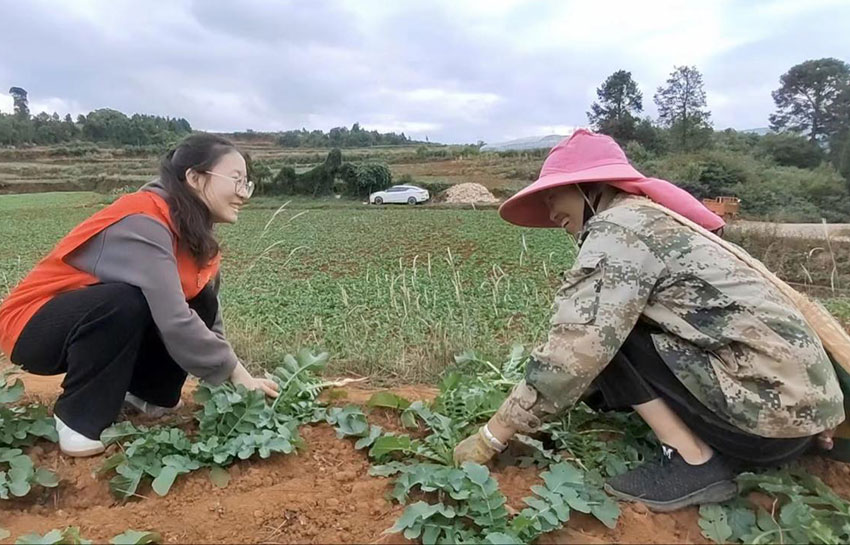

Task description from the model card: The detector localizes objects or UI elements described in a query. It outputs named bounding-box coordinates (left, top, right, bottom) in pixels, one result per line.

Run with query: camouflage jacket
left=527, top=195, right=844, bottom=438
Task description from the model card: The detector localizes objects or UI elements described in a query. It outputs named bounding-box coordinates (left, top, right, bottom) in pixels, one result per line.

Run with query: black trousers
left=588, top=322, right=814, bottom=467
left=11, top=283, right=217, bottom=440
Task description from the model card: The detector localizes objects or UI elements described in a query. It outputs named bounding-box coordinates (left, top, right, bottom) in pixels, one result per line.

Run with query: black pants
left=11, top=283, right=217, bottom=440
left=589, top=322, right=814, bottom=467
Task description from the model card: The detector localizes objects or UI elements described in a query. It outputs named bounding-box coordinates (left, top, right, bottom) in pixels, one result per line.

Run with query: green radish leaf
left=294, top=348, right=329, bottom=370
left=209, top=466, right=230, bottom=488
left=26, top=419, right=58, bottom=442
left=33, top=468, right=59, bottom=488
left=15, top=527, right=91, bottom=545
left=400, top=411, right=418, bottom=430
left=15, top=529, right=65, bottom=544
left=151, top=466, right=179, bottom=496
left=100, top=422, right=141, bottom=445
left=541, top=462, right=584, bottom=489
left=368, top=463, right=408, bottom=477
left=110, top=530, right=162, bottom=544
left=370, top=435, right=414, bottom=459
left=8, top=455, right=33, bottom=470
left=725, top=501, right=757, bottom=542
left=756, top=506, right=781, bottom=532
left=354, top=425, right=383, bottom=450
left=8, top=469, right=31, bottom=497
left=483, top=531, right=523, bottom=544
left=591, top=498, right=620, bottom=529
left=461, top=462, right=490, bottom=486
left=109, top=466, right=143, bottom=500
left=367, top=392, right=412, bottom=410
left=699, top=504, right=733, bottom=544
left=0, top=379, right=24, bottom=404
left=0, top=448, right=23, bottom=463
left=98, top=453, right=127, bottom=476
left=328, top=406, right=369, bottom=437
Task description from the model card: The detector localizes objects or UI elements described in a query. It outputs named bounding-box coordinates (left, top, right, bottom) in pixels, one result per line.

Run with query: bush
left=732, top=164, right=850, bottom=222
left=338, top=161, right=392, bottom=198
left=638, top=148, right=850, bottom=221
left=643, top=150, right=760, bottom=190
left=758, top=133, right=825, bottom=169
left=623, top=141, right=653, bottom=167
left=711, top=129, right=761, bottom=154
left=631, top=118, right=667, bottom=155
left=262, top=166, right=297, bottom=195
left=414, top=180, right=454, bottom=196
left=697, top=156, right=749, bottom=194
left=640, top=152, right=713, bottom=197
left=264, top=149, right=342, bottom=196
left=829, top=130, right=850, bottom=186
left=248, top=159, right=274, bottom=195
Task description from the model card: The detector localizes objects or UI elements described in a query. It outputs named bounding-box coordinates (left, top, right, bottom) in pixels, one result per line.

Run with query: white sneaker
left=54, top=415, right=106, bottom=457
left=123, top=392, right=183, bottom=418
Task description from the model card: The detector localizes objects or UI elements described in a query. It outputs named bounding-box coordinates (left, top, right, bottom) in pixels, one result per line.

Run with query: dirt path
left=729, top=221, right=850, bottom=242
left=3, top=367, right=849, bottom=544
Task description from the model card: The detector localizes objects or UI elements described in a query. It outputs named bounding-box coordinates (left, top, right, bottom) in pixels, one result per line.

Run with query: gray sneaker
left=603, top=444, right=738, bottom=512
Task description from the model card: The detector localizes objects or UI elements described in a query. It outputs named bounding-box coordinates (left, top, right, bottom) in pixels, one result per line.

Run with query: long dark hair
left=159, top=133, right=240, bottom=265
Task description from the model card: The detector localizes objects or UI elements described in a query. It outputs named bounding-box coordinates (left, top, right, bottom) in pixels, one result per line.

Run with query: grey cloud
left=0, top=1, right=847, bottom=143
left=705, top=4, right=850, bottom=129
left=188, top=0, right=361, bottom=46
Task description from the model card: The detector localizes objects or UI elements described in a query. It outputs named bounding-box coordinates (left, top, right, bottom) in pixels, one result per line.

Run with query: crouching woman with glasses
left=0, top=133, right=277, bottom=457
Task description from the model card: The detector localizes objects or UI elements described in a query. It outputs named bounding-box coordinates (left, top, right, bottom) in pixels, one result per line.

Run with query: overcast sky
left=1, top=0, right=848, bottom=144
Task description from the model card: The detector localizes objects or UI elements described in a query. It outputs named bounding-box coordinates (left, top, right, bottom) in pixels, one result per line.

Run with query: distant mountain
left=741, top=127, right=772, bottom=136
left=480, top=133, right=568, bottom=152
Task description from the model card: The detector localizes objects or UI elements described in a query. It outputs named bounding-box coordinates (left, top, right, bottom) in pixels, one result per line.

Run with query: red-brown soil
left=2, top=369, right=848, bottom=544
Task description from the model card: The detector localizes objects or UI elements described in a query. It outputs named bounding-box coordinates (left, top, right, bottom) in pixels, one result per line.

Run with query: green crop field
left=3, top=191, right=848, bottom=383
left=4, top=191, right=850, bottom=544
left=0, top=192, right=576, bottom=382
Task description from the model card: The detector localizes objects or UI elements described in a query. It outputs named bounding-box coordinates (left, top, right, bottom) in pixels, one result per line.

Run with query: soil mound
left=437, top=183, right=499, bottom=204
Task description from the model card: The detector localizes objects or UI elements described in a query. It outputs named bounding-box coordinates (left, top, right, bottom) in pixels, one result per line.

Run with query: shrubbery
left=270, top=122, right=417, bottom=148
left=633, top=147, right=850, bottom=222
left=0, top=108, right=191, bottom=147
left=410, top=179, right=453, bottom=197
left=259, top=149, right=393, bottom=198
left=338, top=162, right=392, bottom=198
left=757, top=133, right=825, bottom=169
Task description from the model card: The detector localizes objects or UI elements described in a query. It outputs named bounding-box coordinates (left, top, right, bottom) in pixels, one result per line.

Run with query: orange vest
left=0, top=191, right=220, bottom=357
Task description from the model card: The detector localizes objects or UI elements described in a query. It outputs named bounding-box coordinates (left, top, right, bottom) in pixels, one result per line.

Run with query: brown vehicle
left=702, top=196, right=741, bottom=219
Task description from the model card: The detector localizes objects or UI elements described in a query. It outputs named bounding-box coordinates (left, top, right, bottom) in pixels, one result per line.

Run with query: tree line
left=229, top=123, right=420, bottom=147
left=582, top=59, right=850, bottom=221
left=1, top=88, right=192, bottom=146
left=272, top=122, right=419, bottom=148
left=2, top=85, right=418, bottom=149
left=585, top=58, right=850, bottom=182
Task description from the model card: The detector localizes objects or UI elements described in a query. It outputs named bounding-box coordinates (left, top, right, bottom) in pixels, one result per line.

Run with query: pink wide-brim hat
left=498, top=129, right=725, bottom=232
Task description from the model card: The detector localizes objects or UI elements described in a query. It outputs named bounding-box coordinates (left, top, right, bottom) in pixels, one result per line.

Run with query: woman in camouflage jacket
left=453, top=129, right=843, bottom=512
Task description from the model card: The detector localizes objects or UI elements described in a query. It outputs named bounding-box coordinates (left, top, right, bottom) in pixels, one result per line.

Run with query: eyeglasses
left=204, top=171, right=255, bottom=198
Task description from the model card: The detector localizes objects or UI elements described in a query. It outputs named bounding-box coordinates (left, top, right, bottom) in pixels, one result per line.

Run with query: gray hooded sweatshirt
left=65, top=180, right=238, bottom=384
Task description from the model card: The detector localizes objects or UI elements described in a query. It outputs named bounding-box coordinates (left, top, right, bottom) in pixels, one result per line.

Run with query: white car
left=369, top=185, right=430, bottom=205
